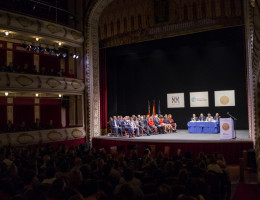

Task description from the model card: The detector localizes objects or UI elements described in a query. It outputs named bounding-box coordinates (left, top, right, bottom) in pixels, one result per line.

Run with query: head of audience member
left=21, top=121, right=26, bottom=127
left=7, top=120, right=13, bottom=127
left=149, top=117, right=153, bottom=121
left=140, top=116, right=144, bottom=121
left=113, top=116, right=117, bottom=120
left=109, top=117, right=113, bottom=121
left=129, top=117, right=133, bottom=121
left=207, top=113, right=211, bottom=118
left=192, top=114, right=196, bottom=118
left=168, top=114, right=172, bottom=119
left=215, top=113, right=219, bottom=117
left=200, top=113, right=204, bottom=117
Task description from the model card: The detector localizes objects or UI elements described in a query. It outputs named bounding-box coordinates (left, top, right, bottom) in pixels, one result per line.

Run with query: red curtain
left=99, top=49, right=108, bottom=135
left=40, top=105, right=61, bottom=128
left=39, top=54, right=60, bottom=74
left=14, top=105, right=34, bottom=129
left=13, top=51, right=33, bottom=70
left=0, top=106, right=7, bottom=132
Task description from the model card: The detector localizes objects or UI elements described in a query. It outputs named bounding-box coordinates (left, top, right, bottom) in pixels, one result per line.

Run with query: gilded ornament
left=47, top=24, right=62, bottom=34
left=71, top=129, right=84, bottom=138
left=71, top=30, right=82, bottom=40
left=71, top=80, right=81, bottom=89
left=16, top=75, right=33, bottom=87
left=46, top=78, right=61, bottom=88
left=16, top=17, right=33, bottom=27
left=47, top=130, right=62, bottom=141
left=16, top=133, right=34, bottom=144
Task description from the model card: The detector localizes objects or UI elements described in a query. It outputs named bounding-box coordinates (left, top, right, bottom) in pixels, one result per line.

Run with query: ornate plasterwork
left=85, top=0, right=114, bottom=144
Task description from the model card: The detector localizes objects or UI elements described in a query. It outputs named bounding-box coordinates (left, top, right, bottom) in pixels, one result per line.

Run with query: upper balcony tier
left=0, top=10, right=83, bottom=47
left=0, top=72, right=84, bottom=94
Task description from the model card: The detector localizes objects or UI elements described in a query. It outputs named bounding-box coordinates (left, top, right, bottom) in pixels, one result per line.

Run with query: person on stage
left=139, top=116, right=151, bottom=136
left=163, top=116, right=173, bottom=132
left=214, top=113, right=221, bottom=121
left=154, top=115, right=165, bottom=134
left=191, top=114, right=198, bottom=121
left=148, top=117, right=158, bottom=134
left=159, top=115, right=168, bottom=133
left=206, top=113, right=213, bottom=122
left=109, top=116, right=120, bottom=137
left=129, top=117, right=139, bottom=137
left=168, top=114, right=177, bottom=132
left=198, top=113, right=205, bottom=121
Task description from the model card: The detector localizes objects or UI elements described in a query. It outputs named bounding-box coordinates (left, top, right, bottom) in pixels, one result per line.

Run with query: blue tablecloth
left=187, top=121, right=220, bottom=133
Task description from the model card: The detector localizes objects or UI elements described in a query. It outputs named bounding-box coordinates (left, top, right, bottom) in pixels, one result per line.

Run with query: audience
left=0, top=144, right=231, bottom=200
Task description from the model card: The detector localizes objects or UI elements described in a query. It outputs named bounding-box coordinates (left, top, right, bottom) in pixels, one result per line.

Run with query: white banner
left=220, top=118, right=234, bottom=139
left=215, top=90, right=235, bottom=107
left=167, top=93, right=185, bottom=108
left=190, top=91, right=209, bottom=107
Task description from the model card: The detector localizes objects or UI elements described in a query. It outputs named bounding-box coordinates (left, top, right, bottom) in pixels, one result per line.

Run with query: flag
left=158, top=100, right=161, bottom=116
left=148, top=100, right=151, bottom=117
left=153, top=100, right=156, bottom=115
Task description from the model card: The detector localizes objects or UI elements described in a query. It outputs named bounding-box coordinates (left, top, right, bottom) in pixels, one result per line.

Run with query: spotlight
left=5, top=92, right=8, bottom=96
left=62, top=53, right=67, bottom=58
left=58, top=94, right=62, bottom=98
left=76, top=55, right=79, bottom=59
left=58, top=42, right=62, bottom=46
left=5, top=31, right=9, bottom=36
left=35, top=93, right=39, bottom=97
left=36, top=37, right=39, bottom=41
left=73, top=54, right=76, bottom=58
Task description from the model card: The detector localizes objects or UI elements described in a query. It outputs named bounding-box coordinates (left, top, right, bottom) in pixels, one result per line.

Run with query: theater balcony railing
left=0, top=127, right=86, bottom=146
left=0, top=72, right=84, bottom=94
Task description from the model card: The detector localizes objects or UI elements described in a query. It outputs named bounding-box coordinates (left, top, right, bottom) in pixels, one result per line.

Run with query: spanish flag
left=153, top=100, right=156, bottom=115
left=148, top=100, right=151, bottom=117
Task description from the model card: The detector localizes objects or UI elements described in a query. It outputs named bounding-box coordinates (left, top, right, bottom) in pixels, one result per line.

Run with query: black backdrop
left=106, top=26, right=248, bottom=129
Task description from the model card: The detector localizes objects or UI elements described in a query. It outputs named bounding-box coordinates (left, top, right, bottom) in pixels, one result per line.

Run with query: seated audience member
left=34, top=118, right=43, bottom=130
left=22, top=64, right=29, bottom=73
left=129, top=117, right=140, bottom=137
left=47, top=120, right=55, bottom=129
left=1, top=62, right=7, bottom=71
left=168, top=114, right=177, bottom=132
left=159, top=115, right=167, bottom=133
left=163, top=116, right=173, bottom=132
left=206, top=113, right=213, bottom=122
left=139, top=116, right=150, bottom=136
left=40, top=67, right=47, bottom=75
left=6, top=62, right=14, bottom=72
left=148, top=117, right=158, bottom=134
left=19, top=121, right=28, bottom=131
left=198, top=113, right=205, bottom=121
left=214, top=113, right=221, bottom=121
left=109, top=116, right=120, bottom=137
left=48, top=68, right=55, bottom=76
left=5, top=120, right=15, bottom=132
left=57, top=69, right=64, bottom=76
left=13, top=65, right=22, bottom=73
left=191, top=114, right=198, bottom=121
left=31, top=65, right=38, bottom=74
left=153, top=114, right=164, bottom=134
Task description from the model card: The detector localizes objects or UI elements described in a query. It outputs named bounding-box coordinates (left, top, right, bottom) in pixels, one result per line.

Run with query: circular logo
left=220, top=96, right=229, bottom=105
left=192, top=97, right=196, bottom=102
left=222, top=123, right=230, bottom=131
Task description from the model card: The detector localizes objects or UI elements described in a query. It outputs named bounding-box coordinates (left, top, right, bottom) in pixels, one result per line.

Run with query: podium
left=220, top=118, right=234, bottom=139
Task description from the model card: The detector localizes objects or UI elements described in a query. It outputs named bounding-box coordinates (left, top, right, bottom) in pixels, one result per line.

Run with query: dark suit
left=198, top=116, right=205, bottom=121
left=139, top=119, right=150, bottom=135
left=213, top=116, right=221, bottom=121
left=109, top=120, right=119, bottom=137
left=153, top=118, right=164, bottom=133
left=191, top=117, right=198, bottom=121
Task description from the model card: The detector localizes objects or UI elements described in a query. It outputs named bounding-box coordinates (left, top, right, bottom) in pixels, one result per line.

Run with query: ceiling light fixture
left=5, top=31, right=9, bottom=36
left=36, top=37, right=39, bottom=41
left=58, top=94, right=62, bottom=98
left=5, top=92, right=8, bottom=96
left=58, top=42, right=62, bottom=46
left=35, top=93, right=39, bottom=97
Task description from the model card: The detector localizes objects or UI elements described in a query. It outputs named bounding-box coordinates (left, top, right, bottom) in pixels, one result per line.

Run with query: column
left=76, top=95, right=83, bottom=126
left=34, top=98, right=40, bottom=121
left=69, top=96, right=76, bottom=126
left=7, top=97, right=13, bottom=122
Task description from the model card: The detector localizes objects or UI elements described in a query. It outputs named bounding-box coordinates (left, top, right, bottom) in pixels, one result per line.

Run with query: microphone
left=227, top=112, right=229, bottom=115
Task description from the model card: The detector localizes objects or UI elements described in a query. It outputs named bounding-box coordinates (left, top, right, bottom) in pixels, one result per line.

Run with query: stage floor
left=95, top=129, right=252, bottom=143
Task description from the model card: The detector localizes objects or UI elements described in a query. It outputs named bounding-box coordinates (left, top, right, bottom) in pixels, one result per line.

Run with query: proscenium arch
left=85, top=0, right=256, bottom=146
left=85, top=0, right=115, bottom=142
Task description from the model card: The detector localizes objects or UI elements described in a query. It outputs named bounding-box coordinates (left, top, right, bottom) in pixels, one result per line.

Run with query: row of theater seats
left=0, top=143, right=231, bottom=200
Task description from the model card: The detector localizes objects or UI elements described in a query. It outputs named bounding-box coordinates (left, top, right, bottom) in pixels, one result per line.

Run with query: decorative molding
left=47, top=24, right=62, bottom=34
left=16, top=17, right=33, bottom=27
left=0, top=72, right=84, bottom=94
left=0, top=127, right=85, bottom=146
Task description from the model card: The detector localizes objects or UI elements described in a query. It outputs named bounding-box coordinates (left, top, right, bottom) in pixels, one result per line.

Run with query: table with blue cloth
left=187, top=121, right=220, bottom=133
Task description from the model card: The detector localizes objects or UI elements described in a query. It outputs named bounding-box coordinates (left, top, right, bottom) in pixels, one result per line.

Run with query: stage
left=92, top=130, right=253, bottom=164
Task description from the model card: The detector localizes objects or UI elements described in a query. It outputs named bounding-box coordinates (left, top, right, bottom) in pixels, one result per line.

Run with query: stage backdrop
left=106, top=26, right=248, bottom=129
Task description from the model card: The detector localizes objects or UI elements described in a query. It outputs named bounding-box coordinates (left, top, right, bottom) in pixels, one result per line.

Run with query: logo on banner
left=172, top=96, right=180, bottom=104
left=220, top=96, right=229, bottom=105
left=222, top=123, right=230, bottom=131
left=191, top=97, right=196, bottom=102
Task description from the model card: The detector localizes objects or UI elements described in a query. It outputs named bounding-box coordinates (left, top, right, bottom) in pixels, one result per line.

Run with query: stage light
left=73, top=54, right=76, bottom=58
left=35, top=93, right=39, bottom=97
left=58, top=94, right=62, bottom=98
left=5, top=92, right=8, bottom=96
left=5, top=31, right=9, bottom=36
left=58, top=42, right=62, bottom=46
left=62, top=53, right=67, bottom=58
left=75, top=55, right=79, bottom=59
left=36, top=37, right=39, bottom=41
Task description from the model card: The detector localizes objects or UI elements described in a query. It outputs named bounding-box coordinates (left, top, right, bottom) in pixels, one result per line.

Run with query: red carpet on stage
left=232, top=184, right=260, bottom=200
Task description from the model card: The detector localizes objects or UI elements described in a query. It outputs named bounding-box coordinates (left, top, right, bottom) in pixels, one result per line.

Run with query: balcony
left=0, top=72, right=84, bottom=94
